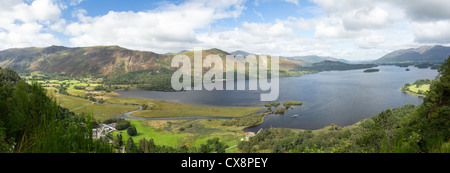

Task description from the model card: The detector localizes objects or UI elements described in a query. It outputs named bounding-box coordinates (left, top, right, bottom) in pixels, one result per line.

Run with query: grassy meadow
left=110, top=119, right=247, bottom=151
left=407, top=84, right=430, bottom=93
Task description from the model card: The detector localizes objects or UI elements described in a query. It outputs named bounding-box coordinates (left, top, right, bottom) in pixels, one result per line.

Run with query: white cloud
left=196, top=20, right=339, bottom=58
left=310, top=0, right=396, bottom=36
left=253, top=10, right=264, bottom=21
left=65, top=0, right=246, bottom=53
left=411, top=20, right=450, bottom=43
left=2, top=0, right=450, bottom=61
left=196, top=1, right=422, bottom=60
left=242, top=21, right=296, bottom=38
left=313, top=16, right=365, bottom=39
left=389, top=0, right=450, bottom=21
left=311, top=0, right=371, bottom=14
left=0, top=0, right=63, bottom=50
left=69, top=0, right=84, bottom=6
left=14, top=0, right=61, bottom=23
left=284, top=0, right=299, bottom=5
left=342, top=7, right=393, bottom=31
left=311, top=0, right=450, bottom=44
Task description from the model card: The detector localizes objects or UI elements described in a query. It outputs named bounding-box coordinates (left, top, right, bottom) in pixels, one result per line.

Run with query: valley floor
left=42, top=81, right=264, bottom=152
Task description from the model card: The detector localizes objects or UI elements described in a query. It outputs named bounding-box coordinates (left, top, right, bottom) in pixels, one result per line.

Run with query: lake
left=115, top=66, right=438, bottom=131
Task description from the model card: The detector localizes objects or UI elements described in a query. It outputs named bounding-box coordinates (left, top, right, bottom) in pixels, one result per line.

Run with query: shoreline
left=400, top=88, right=426, bottom=98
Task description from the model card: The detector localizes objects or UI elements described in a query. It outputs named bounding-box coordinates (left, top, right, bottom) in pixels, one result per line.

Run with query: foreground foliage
left=0, top=67, right=112, bottom=153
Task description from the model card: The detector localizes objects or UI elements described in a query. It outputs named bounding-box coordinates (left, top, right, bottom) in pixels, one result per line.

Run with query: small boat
left=292, top=114, right=298, bottom=118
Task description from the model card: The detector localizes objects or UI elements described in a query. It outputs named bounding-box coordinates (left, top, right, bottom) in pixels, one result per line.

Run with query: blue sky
left=1, top=0, right=450, bottom=61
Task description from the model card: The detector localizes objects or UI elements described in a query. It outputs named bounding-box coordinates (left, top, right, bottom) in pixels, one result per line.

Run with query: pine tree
left=126, top=137, right=136, bottom=153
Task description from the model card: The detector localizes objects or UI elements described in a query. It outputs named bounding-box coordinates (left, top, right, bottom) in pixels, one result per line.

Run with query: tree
left=118, top=134, right=123, bottom=146
left=410, top=56, right=450, bottom=152
left=73, top=86, right=86, bottom=90
left=126, top=137, right=136, bottom=153
left=237, top=141, right=253, bottom=153
left=112, top=134, right=123, bottom=149
left=93, top=85, right=104, bottom=91
left=127, top=126, right=137, bottom=136
left=115, top=119, right=131, bottom=130
left=142, top=104, right=148, bottom=110
left=138, top=138, right=155, bottom=153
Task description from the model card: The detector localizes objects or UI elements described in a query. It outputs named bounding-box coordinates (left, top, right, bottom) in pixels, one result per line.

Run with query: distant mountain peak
left=230, top=50, right=257, bottom=56
left=373, top=45, right=450, bottom=63
left=165, top=49, right=189, bottom=55
left=281, top=55, right=348, bottom=64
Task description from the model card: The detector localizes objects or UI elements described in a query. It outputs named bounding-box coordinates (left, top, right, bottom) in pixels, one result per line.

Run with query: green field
left=47, top=89, right=139, bottom=121
left=401, top=79, right=432, bottom=97
left=105, top=97, right=264, bottom=118
left=111, top=119, right=246, bottom=151
left=403, top=84, right=430, bottom=97
left=72, top=103, right=139, bottom=121
left=111, top=119, right=188, bottom=147
left=408, top=84, right=430, bottom=93
left=47, top=88, right=92, bottom=110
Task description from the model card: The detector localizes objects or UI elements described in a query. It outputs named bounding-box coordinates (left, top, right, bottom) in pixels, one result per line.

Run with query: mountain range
left=0, top=45, right=172, bottom=76
left=373, top=45, right=450, bottom=63
left=229, top=50, right=348, bottom=64
left=1, top=45, right=448, bottom=77
left=281, top=55, right=349, bottom=64
left=0, top=46, right=305, bottom=77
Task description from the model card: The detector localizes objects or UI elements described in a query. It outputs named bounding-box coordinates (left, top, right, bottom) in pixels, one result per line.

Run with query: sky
left=1, top=0, right=450, bottom=61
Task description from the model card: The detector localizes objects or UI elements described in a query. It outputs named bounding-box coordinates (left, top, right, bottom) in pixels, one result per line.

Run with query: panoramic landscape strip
left=0, top=1, right=449, bottom=170
left=0, top=44, right=448, bottom=154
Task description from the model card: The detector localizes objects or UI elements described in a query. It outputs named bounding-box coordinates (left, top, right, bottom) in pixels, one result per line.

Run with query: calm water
left=116, top=66, right=438, bottom=131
